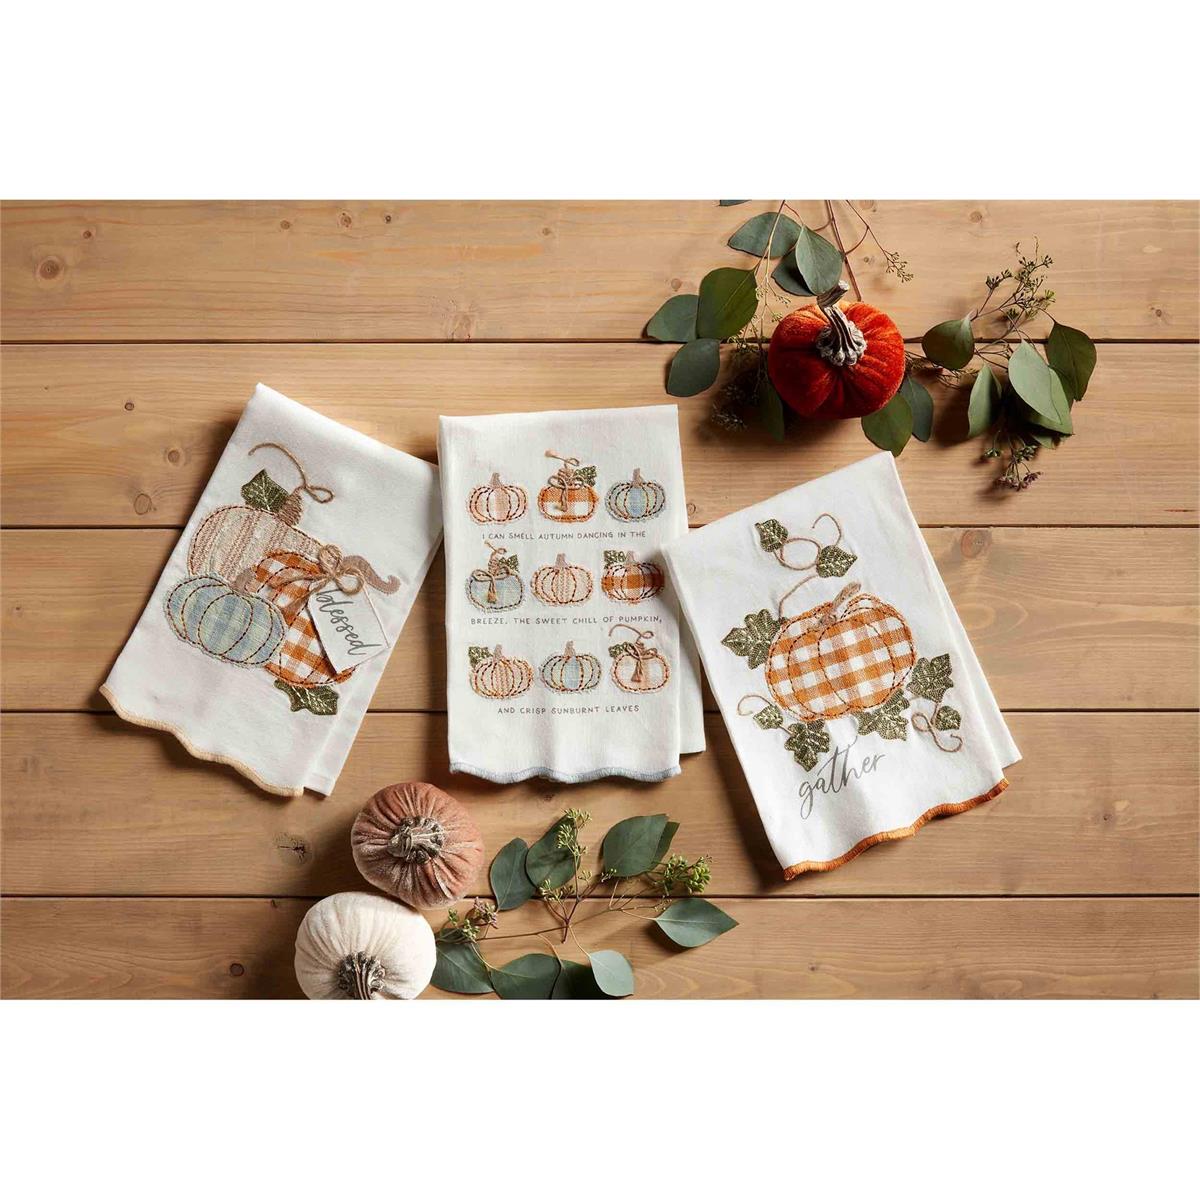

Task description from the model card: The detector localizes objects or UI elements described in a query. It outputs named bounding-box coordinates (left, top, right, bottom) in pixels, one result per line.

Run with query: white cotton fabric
left=102, top=383, right=442, bottom=797
left=438, top=405, right=704, bottom=784
left=662, top=453, right=1019, bottom=877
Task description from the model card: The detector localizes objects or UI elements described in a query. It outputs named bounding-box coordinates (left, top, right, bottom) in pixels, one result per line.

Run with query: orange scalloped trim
left=782, top=778, right=1009, bottom=880
left=100, top=685, right=304, bottom=798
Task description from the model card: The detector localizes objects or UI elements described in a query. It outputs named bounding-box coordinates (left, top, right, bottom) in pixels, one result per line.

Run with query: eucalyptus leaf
left=757, top=375, right=786, bottom=443
left=718, top=199, right=750, bottom=206
left=525, top=819, right=575, bottom=890
left=666, top=338, right=720, bottom=397
left=431, top=941, right=493, bottom=994
left=550, top=959, right=606, bottom=1000
left=1023, top=372, right=1074, bottom=435
left=646, top=293, right=699, bottom=343
left=968, top=364, right=1001, bottom=437
left=654, top=898, right=738, bottom=948
left=696, top=268, right=758, bottom=340
left=490, top=953, right=560, bottom=1000
left=897, top=373, right=933, bottom=442
left=792, top=226, right=844, bottom=294
left=728, top=211, right=801, bottom=258
left=1046, top=320, right=1096, bottom=402
left=489, top=838, right=535, bottom=911
left=1006, top=342, right=1059, bottom=420
left=588, top=950, right=635, bottom=998
left=655, top=820, right=679, bottom=863
left=770, top=254, right=814, bottom=297
left=861, top=393, right=913, bottom=456
left=921, top=318, right=975, bottom=370
left=602, top=813, right=669, bottom=878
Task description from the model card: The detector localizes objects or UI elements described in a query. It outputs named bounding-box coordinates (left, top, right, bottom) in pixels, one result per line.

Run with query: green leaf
left=490, top=953, right=560, bottom=1000
left=770, top=254, right=814, bottom=296
left=721, top=609, right=781, bottom=670
left=1025, top=427, right=1059, bottom=449
left=588, top=950, right=635, bottom=997
left=273, top=680, right=338, bottom=716
left=241, top=469, right=291, bottom=514
left=718, top=199, right=750, bottom=206
left=861, top=393, right=913, bottom=456
left=897, top=373, right=933, bottom=442
left=816, top=545, right=856, bottom=577
left=574, top=465, right=597, bottom=487
left=933, top=705, right=962, bottom=732
left=489, top=838, right=535, bottom=911
left=696, top=267, right=758, bottom=340
left=646, top=294, right=699, bottom=343
left=1046, top=320, right=1097, bottom=402
left=855, top=688, right=910, bottom=741
left=1007, top=342, right=1062, bottom=423
left=654, top=897, right=738, bottom=948
left=525, top=819, right=575, bottom=890
left=728, top=211, right=802, bottom=259
left=468, top=646, right=493, bottom=668
left=921, top=318, right=975, bottom=370
left=908, top=654, right=954, bottom=703
left=754, top=518, right=789, bottom=553
left=655, top=820, right=679, bottom=862
left=792, top=226, right=844, bottom=294
left=608, top=641, right=635, bottom=660
left=602, top=814, right=669, bottom=878
left=1023, top=368, right=1074, bottom=435
left=968, top=364, right=1002, bottom=437
left=753, top=704, right=784, bottom=731
left=666, top=338, right=720, bottom=397
left=756, top=375, right=786, bottom=443
left=431, top=942, right=493, bottom=994
left=783, top=720, right=830, bottom=771
left=550, top=959, right=606, bottom=999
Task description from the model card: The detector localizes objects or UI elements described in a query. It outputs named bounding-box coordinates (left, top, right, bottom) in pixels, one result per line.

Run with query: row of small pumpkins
left=296, top=781, right=485, bottom=999
left=468, top=548, right=665, bottom=611
left=469, top=464, right=666, bottom=525
left=470, top=636, right=670, bottom=699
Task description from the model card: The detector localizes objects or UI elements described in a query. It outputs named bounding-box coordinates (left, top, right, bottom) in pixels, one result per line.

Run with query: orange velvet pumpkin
left=768, top=287, right=905, bottom=420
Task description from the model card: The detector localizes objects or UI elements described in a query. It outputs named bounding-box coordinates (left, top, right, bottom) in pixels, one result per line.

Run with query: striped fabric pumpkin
left=188, top=504, right=320, bottom=583
left=165, top=575, right=285, bottom=666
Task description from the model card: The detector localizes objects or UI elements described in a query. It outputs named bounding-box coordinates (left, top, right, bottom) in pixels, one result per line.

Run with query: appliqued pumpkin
left=466, top=540, right=523, bottom=611
left=532, top=553, right=593, bottom=606
left=601, top=549, right=665, bottom=603
left=469, top=645, right=533, bottom=699
left=608, top=624, right=670, bottom=693
left=765, top=582, right=916, bottom=719
left=468, top=472, right=528, bottom=524
left=767, top=282, right=906, bottom=419
left=538, top=451, right=597, bottom=522
left=605, top=468, right=666, bottom=522
left=540, top=641, right=602, bottom=693
left=188, top=504, right=320, bottom=583
left=165, top=574, right=285, bottom=666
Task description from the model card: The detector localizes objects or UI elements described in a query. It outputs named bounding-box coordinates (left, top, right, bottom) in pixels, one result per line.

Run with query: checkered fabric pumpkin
left=601, top=551, right=664, bottom=603
left=250, top=550, right=354, bottom=688
left=765, top=591, right=915, bottom=720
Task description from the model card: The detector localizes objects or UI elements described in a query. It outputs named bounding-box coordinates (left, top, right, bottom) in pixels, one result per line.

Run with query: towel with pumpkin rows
left=438, top=405, right=704, bottom=784
left=661, top=452, right=1020, bottom=878
left=102, top=383, right=442, bottom=797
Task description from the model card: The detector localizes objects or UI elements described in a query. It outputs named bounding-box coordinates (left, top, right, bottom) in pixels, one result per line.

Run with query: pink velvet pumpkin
left=351, top=781, right=485, bottom=909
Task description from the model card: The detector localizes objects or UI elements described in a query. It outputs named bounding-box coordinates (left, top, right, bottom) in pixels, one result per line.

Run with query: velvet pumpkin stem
left=336, top=951, right=384, bottom=1000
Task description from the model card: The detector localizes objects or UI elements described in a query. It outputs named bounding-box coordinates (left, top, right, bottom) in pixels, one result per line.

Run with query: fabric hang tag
left=307, top=585, right=392, bottom=675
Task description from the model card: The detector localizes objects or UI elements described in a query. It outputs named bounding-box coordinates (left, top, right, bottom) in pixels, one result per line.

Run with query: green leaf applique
left=241, top=469, right=291, bottom=514
left=721, top=609, right=782, bottom=670
left=608, top=642, right=635, bottom=660
left=784, top=720, right=830, bottom=771
left=273, top=679, right=339, bottom=716
left=755, top=518, right=789, bottom=554
left=604, top=549, right=630, bottom=568
left=855, top=688, right=910, bottom=741
left=468, top=646, right=494, bottom=668
left=908, top=654, right=954, bottom=703
left=816, top=545, right=857, bottom=577
left=574, top=465, right=598, bottom=487
left=933, top=705, right=961, bottom=732
left=753, top=704, right=784, bottom=730
left=497, top=555, right=519, bottom=572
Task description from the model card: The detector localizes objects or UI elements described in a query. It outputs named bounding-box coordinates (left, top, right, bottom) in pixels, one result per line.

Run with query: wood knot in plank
left=37, top=256, right=65, bottom=282
left=960, top=529, right=991, bottom=559
left=133, top=492, right=154, bottom=515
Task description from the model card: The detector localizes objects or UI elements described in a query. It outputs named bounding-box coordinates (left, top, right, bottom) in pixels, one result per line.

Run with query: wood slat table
left=2, top=200, right=1197, bottom=999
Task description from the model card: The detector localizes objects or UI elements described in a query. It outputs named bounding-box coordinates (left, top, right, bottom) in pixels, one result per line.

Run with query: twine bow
left=469, top=541, right=515, bottom=605
left=609, top=623, right=657, bottom=685
left=545, top=450, right=583, bottom=514
left=274, top=543, right=401, bottom=622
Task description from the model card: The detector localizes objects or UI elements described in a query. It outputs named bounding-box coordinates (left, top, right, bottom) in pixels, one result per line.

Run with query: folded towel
left=662, top=452, right=1018, bottom=877
left=438, top=404, right=704, bottom=783
left=102, top=383, right=442, bottom=797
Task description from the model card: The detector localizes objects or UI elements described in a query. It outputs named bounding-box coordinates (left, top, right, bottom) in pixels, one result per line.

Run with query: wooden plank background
left=2, top=199, right=1197, bottom=999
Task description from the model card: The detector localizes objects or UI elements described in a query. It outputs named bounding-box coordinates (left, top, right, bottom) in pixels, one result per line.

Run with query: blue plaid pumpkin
left=165, top=574, right=285, bottom=666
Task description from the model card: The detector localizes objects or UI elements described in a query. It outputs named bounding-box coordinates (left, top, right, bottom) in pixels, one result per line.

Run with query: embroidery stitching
left=538, top=450, right=598, bottom=522
left=601, top=549, right=665, bottom=603
left=608, top=623, right=670, bottom=694
left=540, top=641, right=603, bottom=693
left=605, top=468, right=666, bottom=522
left=466, top=540, right=523, bottom=611
left=469, top=645, right=534, bottom=699
left=531, top=553, right=593, bottom=606
left=468, top=472, right=528, bottom=525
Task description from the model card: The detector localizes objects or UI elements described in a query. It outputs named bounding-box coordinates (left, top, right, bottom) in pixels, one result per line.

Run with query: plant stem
left=824, top=200, right=861, bottom=301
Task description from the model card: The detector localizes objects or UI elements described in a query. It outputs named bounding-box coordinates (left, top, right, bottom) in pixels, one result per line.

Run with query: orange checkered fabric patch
left=251, top=550, right=354, bottom=688
left=766, top=594, right=915, bottom=720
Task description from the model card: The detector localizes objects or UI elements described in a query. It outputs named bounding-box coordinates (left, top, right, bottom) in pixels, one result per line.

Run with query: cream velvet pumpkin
left=294, top=892, right=436, bottom=1000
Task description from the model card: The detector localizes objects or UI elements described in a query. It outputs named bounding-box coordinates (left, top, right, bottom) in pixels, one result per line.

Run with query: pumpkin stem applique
left=467, top=540, right=523, bottom=611
left=540, top=641, right=602, bottom=693
left=531, top=553, right=593, bottom=606
left=468, top=472, right=528, bottom=525
left=539, top=450, right=598, bottom=522
left=469, top=645, right=533, bottom=700
left=906, top=653, right=964, bottom=752
left=605, top=467, right=666, bottom=522
left=601, top=549, right=665, bottom=603
left=608, top=623, right=670, bottom=694
left=243, top=441, right=336, bottom=527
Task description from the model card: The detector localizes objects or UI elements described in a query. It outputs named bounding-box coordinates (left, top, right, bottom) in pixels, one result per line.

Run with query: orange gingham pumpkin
left=250, top=550, right=354, bottom=688
left=601, top=551, right=664, bottom=603
left=765, top=587, right=915, bottom=719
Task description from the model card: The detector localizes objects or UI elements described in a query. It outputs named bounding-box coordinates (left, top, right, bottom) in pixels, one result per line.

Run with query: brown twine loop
left=249, top=442, right=336, bottom=510
left=470, top=540, right=514, bottom=604
left=609, top=622, right=656, bottom=684
left=545, top=450, right=582, bottom=513
left=275, top=542, right=401, bottom=621
left=911, top=711, right=964, bottom=753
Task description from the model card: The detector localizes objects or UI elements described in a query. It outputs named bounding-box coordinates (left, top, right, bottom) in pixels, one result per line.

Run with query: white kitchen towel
left=662, top=452, right=1018, bottom=877
left=102, top=383, right=442, bottom=797
left=438, top=405, right=704, bottom=783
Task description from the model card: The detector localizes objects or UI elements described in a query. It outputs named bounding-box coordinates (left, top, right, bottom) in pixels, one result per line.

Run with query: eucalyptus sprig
left=431, top=810, right=737, bottom=999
